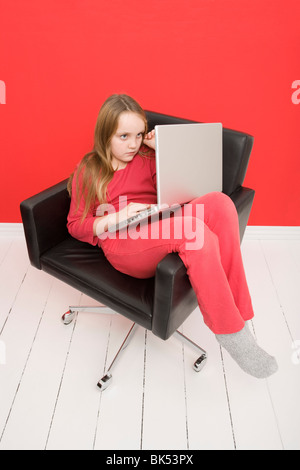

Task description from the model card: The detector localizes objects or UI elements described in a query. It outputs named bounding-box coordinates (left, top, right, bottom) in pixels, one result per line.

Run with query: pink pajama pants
left=100, top=192, right=254, bottom=334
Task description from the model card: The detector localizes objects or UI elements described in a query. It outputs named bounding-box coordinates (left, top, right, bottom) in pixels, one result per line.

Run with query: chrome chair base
left=173, top=330, right=208, bottom=372
left=61, top=305, right=207, bottom=391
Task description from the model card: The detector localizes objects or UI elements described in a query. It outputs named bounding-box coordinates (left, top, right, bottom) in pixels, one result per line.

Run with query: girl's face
left=110, top=111, right=145, bottom=170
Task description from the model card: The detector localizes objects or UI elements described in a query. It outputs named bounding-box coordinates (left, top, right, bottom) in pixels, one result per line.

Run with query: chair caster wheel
left=97, top=373, right=112, bottom=391
left=193, top=353, right=207, bottom=372
left=62, top=310, right=75, bottom=325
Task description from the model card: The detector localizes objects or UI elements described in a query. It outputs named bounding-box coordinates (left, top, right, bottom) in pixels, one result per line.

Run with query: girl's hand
left=143, top=129, right=156, bottom=150
left=94, top=202, right=151, bottom=236
left=118, top=202, right=151, bottom=223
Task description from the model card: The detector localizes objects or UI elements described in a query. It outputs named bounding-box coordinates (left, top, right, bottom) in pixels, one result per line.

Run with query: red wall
left=1, top=0, right=299, bottom=225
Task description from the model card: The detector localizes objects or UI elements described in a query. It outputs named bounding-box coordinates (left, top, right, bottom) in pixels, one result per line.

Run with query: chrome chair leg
left=174, top=330, right=207, bottom=372
left=97, top=322, right=138, bottom=391
left=61, top=305, right=137, bottom=390
left=61, top=305, right=116, bottom=325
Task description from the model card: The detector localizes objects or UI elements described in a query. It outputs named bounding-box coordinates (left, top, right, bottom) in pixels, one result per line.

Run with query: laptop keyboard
left=108, top=205, right=159, bottom=233
left=126, top=205, right=159, bottom=224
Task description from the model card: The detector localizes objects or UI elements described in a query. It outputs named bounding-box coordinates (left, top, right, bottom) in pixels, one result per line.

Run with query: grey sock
left=216, top=323, right=278, bottom=379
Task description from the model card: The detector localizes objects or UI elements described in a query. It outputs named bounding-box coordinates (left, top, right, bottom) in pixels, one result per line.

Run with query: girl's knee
left=205, top=191, right=237, bottom=218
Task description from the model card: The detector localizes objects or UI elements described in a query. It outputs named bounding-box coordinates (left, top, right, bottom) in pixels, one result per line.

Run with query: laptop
left=108, top=122, right=223, bottom=233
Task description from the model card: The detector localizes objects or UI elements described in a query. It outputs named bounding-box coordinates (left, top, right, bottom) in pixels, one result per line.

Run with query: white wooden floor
left=0, top=230, right=300, bottom=450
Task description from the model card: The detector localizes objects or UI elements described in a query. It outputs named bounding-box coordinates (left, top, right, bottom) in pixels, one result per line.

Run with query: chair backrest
left=145, top=111, right=254, bottom=196
left=20, top=179, right=70, bottom=269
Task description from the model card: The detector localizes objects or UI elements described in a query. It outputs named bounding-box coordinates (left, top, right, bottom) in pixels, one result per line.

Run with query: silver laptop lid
left=155, top=123, right=223, bottom=207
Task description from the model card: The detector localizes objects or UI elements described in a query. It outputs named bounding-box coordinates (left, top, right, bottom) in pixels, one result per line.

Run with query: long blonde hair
left=67, top=94, right=148, bottom=221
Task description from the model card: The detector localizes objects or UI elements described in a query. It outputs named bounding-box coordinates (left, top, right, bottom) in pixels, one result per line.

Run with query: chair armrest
left=20, top=179, right=70, bottom=269
left=229, top=186, right=255, bottom=241
left=152, top=253, right=198, bottom=340
left=222, top=130, right=254, bottom=195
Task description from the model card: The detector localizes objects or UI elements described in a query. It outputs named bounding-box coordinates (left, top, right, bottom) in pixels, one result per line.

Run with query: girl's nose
left=128, top=138, right=137, bottom=148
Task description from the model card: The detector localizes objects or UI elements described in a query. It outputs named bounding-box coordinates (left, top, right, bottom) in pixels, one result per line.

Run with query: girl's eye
left=120, top=134, right=127, bottom=140
left=137, top=133, right=143, bottom=138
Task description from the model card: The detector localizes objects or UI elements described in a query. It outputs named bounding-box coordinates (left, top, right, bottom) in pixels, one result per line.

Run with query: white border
left=244, top=226, right=300, bottom=240
left=0, top=223, right=299, bottom=240
left=0, top=223, right=24, bottom=237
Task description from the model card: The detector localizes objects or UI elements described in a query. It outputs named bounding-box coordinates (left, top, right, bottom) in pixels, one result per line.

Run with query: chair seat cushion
left=40, top=237, right=154, bottom=329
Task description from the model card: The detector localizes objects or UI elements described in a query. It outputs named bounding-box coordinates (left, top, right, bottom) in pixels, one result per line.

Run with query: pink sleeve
left=67, top=165, right=99, bottom=246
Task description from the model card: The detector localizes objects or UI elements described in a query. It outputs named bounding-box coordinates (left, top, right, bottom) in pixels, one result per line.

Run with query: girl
left=67, top=94, right=278, bottom=379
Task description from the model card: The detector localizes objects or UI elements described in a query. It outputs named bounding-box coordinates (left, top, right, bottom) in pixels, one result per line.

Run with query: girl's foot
left=216, top=323, right=278, bottom=378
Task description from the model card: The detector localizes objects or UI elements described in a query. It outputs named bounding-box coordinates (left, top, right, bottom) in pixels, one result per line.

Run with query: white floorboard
left=0, top=233, right=300, bottom=450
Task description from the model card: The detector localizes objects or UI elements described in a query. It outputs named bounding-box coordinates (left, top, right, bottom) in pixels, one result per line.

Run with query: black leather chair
left=20, top=111, right=255, bottom=390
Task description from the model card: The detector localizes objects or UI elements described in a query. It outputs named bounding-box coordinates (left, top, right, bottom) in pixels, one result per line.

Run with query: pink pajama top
left=67, top=148, right=157, bottom=246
